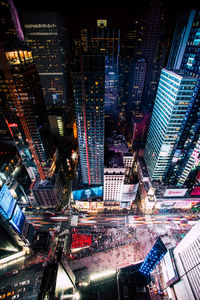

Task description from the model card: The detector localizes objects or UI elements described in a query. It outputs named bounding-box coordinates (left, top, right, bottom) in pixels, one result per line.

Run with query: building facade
left=80, top=20, right=120, bottom=120
left=167, top=10, right=196, bottom=70
left=103, top=167, right=126, bottom=202
left=164, top=10, right=200, bottom=188
left=22, top=11, right=68, bottom=107
left=128, top=58, right=147, bottom=113
left=73, top=54, right=105, bottom=186
left=144, top=68, right=197, bottom=181
left=141, top=1, right=165, bottom=111
left=161, top=220, right=200, bottom=300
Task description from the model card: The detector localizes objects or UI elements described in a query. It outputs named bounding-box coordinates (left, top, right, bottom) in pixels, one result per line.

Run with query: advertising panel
left=0, top=184, right=16, bottom=220
left=72, top=186, right=103, bottom=201
left=75, top=201, right=89, bottom=210
left=97, top=202, right=104, bottom=209
left=190, top=186, right=200, bottom=196
left=164, top=188, right=187, bottom=197
left=9, top=204, right=25, bottom=234
left=121, top=183, right=138, bottom=201
left=90, top=202, right=97, bottom=210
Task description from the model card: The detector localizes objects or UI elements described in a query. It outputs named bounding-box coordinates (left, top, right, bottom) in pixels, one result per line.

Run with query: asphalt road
left=76, top=213, right=199, bottom=229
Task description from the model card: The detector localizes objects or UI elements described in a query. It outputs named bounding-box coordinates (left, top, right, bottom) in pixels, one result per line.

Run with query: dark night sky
left=14, top=0, right=200, bottom=38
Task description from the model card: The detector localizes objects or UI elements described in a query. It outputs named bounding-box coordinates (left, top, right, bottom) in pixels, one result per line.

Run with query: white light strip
left=0, top=250, right=26, bottom=265
left=90, top=269, right=116, bottom=281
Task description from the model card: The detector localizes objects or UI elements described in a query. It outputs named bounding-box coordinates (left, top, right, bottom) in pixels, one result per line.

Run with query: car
left=12, top=295, right=19, bottom=300
left=21, top=280, right=30, bottom=286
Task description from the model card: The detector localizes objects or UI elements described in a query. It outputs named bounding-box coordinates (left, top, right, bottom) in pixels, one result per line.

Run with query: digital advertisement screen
left=9, top=204, right=25, bottom=234
left=190, top=186, right=200, bottom=196
left=0, top=184, right=16, bottom=220
left=72, top=186, right=103, bottom=201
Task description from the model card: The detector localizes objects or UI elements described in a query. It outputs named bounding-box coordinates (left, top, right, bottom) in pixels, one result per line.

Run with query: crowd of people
left=69, top=225, right=137, bottom=260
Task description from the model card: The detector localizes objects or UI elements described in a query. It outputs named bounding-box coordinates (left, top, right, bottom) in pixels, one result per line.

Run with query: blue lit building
left=164, top=10, right=200, bottom=188
left=139, top=237, right=167, bottom=276
left=167, top=10, right=196, bottom=70
left=144, top=68, right=197, bottom=181
left=0, top=184, right=34, bottom=253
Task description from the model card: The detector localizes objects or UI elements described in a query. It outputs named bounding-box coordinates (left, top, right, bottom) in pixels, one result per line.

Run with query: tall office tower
left=118, top=18, right=145, bottom=117
left=141, top=1, right=165, bottom=111
left=143, top=68, right=197, bottom=181
left=0, top=0, right=54, bottom=182
left=0, top=0, right=25, bottom=44
left=22, top=12, right=68, bottom=107
left=73, top=54, right=105, bottom=186
left=164, top=10, right=200, bottom=188
left=167, top=10, right=196, bottom=70
left=128, top=58, right=147, bottom=113
left=0, top=0, right=61, bottom=211
left=161, top=220, right=200, bottom=300
left=80, top=20, right=120, bottom=120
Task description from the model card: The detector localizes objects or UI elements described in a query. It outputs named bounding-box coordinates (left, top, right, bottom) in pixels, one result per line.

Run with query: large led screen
left=190, top=187, right=200, bottom=196
left=72, top=186, right=103, bottom=201
left=0, top=184, right=16, bottom=220
left=9, top=204, right=25, bottom=234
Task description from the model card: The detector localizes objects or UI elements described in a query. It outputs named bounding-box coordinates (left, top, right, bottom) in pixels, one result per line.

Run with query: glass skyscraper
left=164, top=10, right=200, bottom=188
left=144, top=68, right=197, bottom=181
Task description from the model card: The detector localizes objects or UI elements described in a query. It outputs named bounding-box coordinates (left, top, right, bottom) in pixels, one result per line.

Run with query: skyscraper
left=128, top=58, right=147, bottom=113
left=141, top=0, right=165, bottom=111
left=144, top=68, right=197, bottom=181
left=164, top=10, right=200, bottom=188
left=73, top=54, right=105, bottom=186
left=0, top=0, right=53, bottom=181
left=0, top=0, right=63, bottom=208
left=167, top=10, right=196, bottom=70
left=161, top=220, right=200, bottom=300
left=22, top=11, right=69, bottom=107
left=80, top=20, right=120, bottom=120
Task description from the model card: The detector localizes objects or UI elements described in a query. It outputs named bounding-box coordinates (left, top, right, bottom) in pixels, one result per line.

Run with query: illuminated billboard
left=0, top=184, right=16, bottom=220
left=190, top=187, right=200, bottom=196
left=72, top=186, right=103, bottom=201
left=164, top=188, right=187, bottom=197
left=9, top=204, right=25, bottom=234
left=122, top=183, right=138, bottom=201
